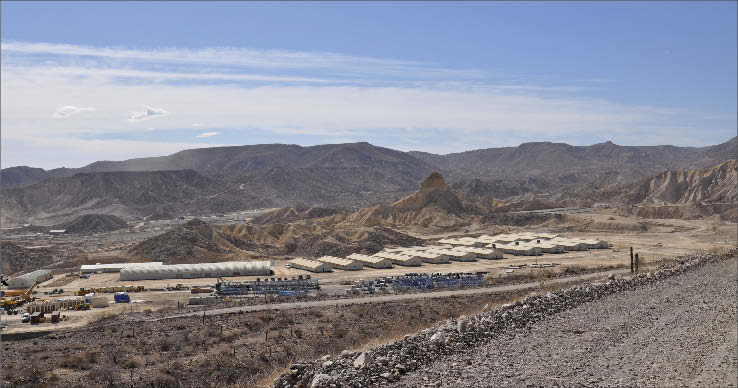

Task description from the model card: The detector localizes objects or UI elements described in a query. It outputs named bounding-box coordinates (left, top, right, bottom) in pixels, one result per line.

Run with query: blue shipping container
left=114, top=292, right=131, bottom=303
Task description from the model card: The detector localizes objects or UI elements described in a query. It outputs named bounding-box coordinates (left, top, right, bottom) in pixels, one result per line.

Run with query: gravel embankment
left=393, top=256, right=737, bottom=388
left=272, top=249, right=737, bottom=388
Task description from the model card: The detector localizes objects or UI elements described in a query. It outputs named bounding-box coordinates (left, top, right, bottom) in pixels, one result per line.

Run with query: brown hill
left=342, top=172, right=473, bottom=229
left=128, top=218, right=424, bottom=262
left=54, top=214, right=129, bottom=234
left=0, top=241, right=56, bottom=275
left=127, top=219, right=237, bottom=263
left=251, top=205, right=345, bottom=225
left=627, top=160, right=737, bottom=205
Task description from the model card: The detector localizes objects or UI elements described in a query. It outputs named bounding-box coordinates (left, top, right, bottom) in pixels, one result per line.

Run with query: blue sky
left=2, top=1, right=736, bottom=169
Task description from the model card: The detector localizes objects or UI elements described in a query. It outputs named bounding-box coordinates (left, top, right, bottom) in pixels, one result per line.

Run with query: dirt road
left=152, top=268, right=630, bottom=321
left=392, top=257, right=738, bottom=388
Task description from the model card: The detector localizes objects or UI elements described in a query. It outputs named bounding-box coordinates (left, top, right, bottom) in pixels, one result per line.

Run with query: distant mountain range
left=1, top=137, right=735, bottom=225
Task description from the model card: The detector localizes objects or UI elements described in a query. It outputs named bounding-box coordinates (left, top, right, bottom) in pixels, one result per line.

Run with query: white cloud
left=128, top=106, right=169, bottom=122
left=1, top=41, right=481, bottom=79
left=196, top=132, right=219, bottom=138
left=1, top=41, right=734, bottom=167
left=52, top=105, right=95, bottom=119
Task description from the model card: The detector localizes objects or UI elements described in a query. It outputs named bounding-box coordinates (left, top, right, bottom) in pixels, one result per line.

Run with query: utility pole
left=630, top=247, right=634, bottom=273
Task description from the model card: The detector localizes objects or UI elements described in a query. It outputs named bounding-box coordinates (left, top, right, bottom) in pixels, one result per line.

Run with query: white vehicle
left=21, top=312, right=30, bottom=323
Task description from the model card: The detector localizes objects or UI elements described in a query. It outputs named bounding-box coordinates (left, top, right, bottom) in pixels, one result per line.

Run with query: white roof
left=318, top=256, right=357, bottom=266
left=347, top=253, right=388, bottom=264
left=81, top=262, right=163, bottom=271
left=121, top=261, right=271, bottom=275
left=48, top=229, right=66, bottom=233
left=289, top=258, right=326, bottom=269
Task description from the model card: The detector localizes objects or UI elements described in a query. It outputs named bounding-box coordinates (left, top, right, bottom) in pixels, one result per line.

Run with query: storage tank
left=91, top=296, right=108, bottom=308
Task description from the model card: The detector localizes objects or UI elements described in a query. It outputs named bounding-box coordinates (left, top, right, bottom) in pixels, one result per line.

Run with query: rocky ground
left=273, top=248, right=737, bottom=388
left=392, top=256, right=737, bottom=388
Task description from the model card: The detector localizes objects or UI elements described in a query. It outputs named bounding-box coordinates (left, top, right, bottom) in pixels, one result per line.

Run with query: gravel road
left=392, top=257, right=737, bottom=388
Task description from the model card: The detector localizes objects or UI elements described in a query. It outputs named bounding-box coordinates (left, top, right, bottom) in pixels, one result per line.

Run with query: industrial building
left=288, top=258, right=333, bottom=273
left=317, top=256, right=363, bottom=271
left=373, top=252, right=423, bottom=266
left=451, top=246, right=503, bottom=259
left=119, top=261, right=272, bottom=281
left=346, top=253, right=394, bottom=269
left=80, top=262, right=164, bottom=274
left=8, top=269, right=53, bottom=289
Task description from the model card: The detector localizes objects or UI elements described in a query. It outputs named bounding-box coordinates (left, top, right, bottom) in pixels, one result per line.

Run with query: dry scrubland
left=3, top=287, right=542, bottom=388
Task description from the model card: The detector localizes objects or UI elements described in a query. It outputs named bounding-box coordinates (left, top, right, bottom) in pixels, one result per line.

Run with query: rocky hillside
left=0, top=241, right=56, bottom=275
left=342, top=172, right=474, bottom=229
left=413, top=137, right=737, bottom=186
left=2, top=138, right=734, bottom=224
left=0, top=170, right=258, bottom=225
left=53, top=214, right=129, bottom=234
left=251, top=205, right=345, bottom=225
left=128, top=219, right=236, bottom=263
left=625, top=160, right=737, bottom=205
left=128, top=218, right=424, bottom=262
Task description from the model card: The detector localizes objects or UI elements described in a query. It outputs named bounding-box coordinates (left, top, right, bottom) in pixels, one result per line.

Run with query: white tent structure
left=289, top=258, right=333, bottom=273
left=346, top=253, right=393, bottom=269
left=81, top=262, right=163, bottom=274
left=492, top=242, right=542, bottom=256
left=401, top=250, right=450, bottom=264
left=452, top=246, right=503, bottom=259
left=530, top=239, right=565, bottom=253
left=318, top=256, right=363, bottom=271
left=426, top=249, right=477, bottom=262
left=373, top=252, right=423, bottom=266
left=119, top=261, right=272, bottom=281
left=7, top=269, right=53, bottom=289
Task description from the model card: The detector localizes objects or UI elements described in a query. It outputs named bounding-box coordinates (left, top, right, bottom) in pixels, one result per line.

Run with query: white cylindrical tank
left=91, top=296, right=108, bottom=308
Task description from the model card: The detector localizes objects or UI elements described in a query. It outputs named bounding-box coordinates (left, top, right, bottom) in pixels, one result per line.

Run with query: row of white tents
left=289, top=232, right=609, bottom=273
left=288, top=244, right=505, bottom=273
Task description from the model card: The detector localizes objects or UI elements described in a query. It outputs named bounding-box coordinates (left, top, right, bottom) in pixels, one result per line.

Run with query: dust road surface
left=393, top=258, right=738, bottom=388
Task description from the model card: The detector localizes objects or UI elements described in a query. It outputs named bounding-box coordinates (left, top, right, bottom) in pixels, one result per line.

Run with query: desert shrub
left=60, top=350, right=98, bottom=370
left=137, top=373, right=178, bottom=388
left=87, top=365, right=121, bottom=388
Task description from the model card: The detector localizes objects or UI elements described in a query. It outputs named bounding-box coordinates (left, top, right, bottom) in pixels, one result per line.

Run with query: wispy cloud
left=1, top=41, right=482, bottom=80
left=128, top=106, right=169, bottom=122
left=52, top=105, right=95, bottom=119
left=1, top=40, right=734, bottom=168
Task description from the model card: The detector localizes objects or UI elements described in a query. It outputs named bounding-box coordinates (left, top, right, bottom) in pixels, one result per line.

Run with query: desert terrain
left=1, top=139, right=735, bottom=388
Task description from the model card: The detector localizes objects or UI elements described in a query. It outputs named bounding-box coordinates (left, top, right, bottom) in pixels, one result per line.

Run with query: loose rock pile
left=272, top=248, right=737, bottom=388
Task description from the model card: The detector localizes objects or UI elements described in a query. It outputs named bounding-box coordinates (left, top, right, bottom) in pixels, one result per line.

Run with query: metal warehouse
left=81, top=262, right=164, bottom=274
left=8, top=269, right=53, bottom=289
left=346, top=253, right=393, bottom=269
left=289, top=258, right=333, bottom=273
left=119, top=261, right=272, bottom=281
left=317, top=256, right=363, bottom=271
